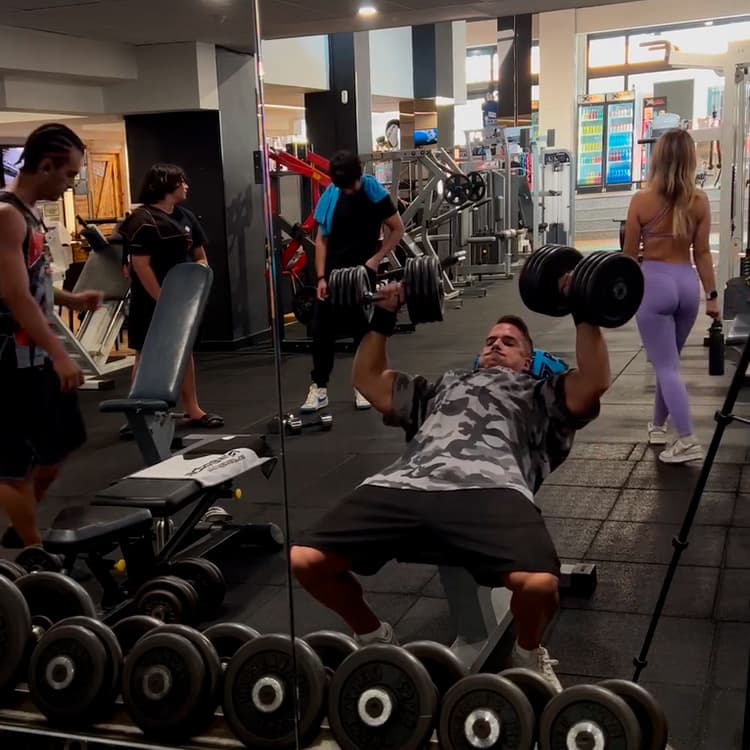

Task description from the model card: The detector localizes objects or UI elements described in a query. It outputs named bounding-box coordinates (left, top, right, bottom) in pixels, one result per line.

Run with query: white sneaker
left=354, top=389, right=372, bottom=411
left=300, top=384, right=328, bottom=413
left=659, top=437, right=704, bottom=464
left=510, top=643, right=563, bottom=694
left=648, top=422, right=668, bottom=446
left=355, top=622, right=398, bottom=646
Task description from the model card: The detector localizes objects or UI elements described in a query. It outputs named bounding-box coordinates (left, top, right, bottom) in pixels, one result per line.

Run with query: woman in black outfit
left=119, top=164, right=223, bottom=435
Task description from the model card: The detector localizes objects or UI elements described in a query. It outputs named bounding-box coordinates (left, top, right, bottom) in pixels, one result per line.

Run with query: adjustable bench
left=44, top=434, right=282, bottom=618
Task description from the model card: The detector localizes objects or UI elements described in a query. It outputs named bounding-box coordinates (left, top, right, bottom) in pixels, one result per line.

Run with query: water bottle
left=708, top=319, right=725, bottom=376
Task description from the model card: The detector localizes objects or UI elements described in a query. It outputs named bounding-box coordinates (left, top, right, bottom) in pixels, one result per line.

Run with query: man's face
left=479, top=322, right=532, bottom=373
left=343, top=179, right=362, bottom=196
left=38, top=149, right=83, bottom=201
left=171, top=179, right=188, bottom=204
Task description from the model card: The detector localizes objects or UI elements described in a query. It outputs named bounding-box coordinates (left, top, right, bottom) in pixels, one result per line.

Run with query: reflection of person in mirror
left=0, top=124, right=102, bottom=548
left=118, top=164, right=223, bottom=439
left=292, top=298, right=611, bottom=694
left=300, top=151, right=404, bottom=414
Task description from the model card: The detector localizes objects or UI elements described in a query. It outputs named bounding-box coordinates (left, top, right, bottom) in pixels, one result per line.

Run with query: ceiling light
left=358, top=5, right=378, bottom=17
left=704, top=20, right=714, bottom=26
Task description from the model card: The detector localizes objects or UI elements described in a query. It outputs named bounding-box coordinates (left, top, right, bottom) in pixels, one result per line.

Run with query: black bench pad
left=45, top=505, right=152, bottom=547
left=93, top=478, right=202, bottom=515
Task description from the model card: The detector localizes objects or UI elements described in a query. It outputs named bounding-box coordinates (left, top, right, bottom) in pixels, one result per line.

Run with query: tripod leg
left=743, top=645, right=750, bottom=750
left=633, top=335, right=750, bottom=682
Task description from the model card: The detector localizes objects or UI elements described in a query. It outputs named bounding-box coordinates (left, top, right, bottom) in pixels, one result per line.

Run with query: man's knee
left=33, top=464, right=60, bottom=500
left=290, top=545, right=350, bottom=584
left=504, top=571, right=559, bottom=600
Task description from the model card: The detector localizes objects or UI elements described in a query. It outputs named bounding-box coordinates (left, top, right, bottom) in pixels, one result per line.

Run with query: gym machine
left=53, top=218, right=133, bottom=389
left=531, top=146, right=576, bottom=248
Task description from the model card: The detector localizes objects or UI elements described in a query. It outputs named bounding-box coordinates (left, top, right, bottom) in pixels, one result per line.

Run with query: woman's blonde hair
left=648, top=129, right=697, bottom=239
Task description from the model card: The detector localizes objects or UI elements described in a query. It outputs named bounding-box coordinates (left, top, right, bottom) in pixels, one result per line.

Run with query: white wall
left=0, top=75, right=105, bottom=115
left=369, top=27, right=414, bottom=99
left=262, top=36, right=329, bottom=90
left=466, top=20, right=497, bottom=48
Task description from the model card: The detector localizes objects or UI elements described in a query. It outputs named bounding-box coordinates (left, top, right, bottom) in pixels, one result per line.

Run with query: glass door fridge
left=605, top=91, right=635, bottom=190
left=576, top=94, right=605, bottom=193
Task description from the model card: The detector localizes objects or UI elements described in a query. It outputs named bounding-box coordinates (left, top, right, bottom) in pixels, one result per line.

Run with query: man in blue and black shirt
left=301, top=151, right=404, bottom=413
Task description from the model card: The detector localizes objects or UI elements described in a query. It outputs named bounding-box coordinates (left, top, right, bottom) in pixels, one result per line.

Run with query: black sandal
left=186, top=413, right=225, bottom=429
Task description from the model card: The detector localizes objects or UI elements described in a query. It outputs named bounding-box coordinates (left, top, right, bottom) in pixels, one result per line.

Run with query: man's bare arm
left=563, top=322, right=611, bottom=417
left=0, top=206, right=68, bottom=362
left=131, top=255, right=161, bottom=301
left=314, top=228, right=328, bottom=280
left=352, top=332, right=398, bottom=416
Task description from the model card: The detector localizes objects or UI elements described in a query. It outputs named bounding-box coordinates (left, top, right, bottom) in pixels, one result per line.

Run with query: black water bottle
left=708, top=319, right=725, bottom=376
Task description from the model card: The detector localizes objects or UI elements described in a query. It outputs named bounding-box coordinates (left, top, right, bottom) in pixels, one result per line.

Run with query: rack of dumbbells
left=0, top=569, right=672, bottom=750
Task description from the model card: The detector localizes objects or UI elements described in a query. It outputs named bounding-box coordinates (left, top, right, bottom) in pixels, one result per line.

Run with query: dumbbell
left=327, top=643, right=439, bottom=750
left=0, top=572, right=98, bottom=695
left=328, top=255, right=445, bottom=326
left=134, top=575, right=200, bottom=625
left=122, top=623, right=221, bottom=742
left=203, top=621, right=260, bottom=671
left=112, top=615, right=163, bottom=657
left=599, top=679, right=669, bottom=750
left=222, top=633, right=327, bottom=749
left=268, top=411, right=333, bottom=436
left=303, top=629, right=358, bottom=681
left=16, top=546, right=64, bottom=573
left=438, top=668, right=555, bottom=750
left=519, top=244, right=644, bottom=328
left=168, top=557, right=227, bottom=617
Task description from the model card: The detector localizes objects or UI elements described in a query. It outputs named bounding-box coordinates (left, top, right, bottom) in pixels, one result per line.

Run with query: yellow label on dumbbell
left=235, top=489, right=243, bottom=501
left=114, top=559, right=126, bottom=573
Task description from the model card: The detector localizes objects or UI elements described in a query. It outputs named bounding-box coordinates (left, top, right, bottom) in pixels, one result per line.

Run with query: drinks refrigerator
left=576, top=91, right=635, bottom=193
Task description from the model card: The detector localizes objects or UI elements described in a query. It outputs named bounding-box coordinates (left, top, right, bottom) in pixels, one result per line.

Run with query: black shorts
left=294, top=485, right=561, bottom=586
left=126, top=296, right=156, bottom=352
left=0, top=362, right=87, bottom=482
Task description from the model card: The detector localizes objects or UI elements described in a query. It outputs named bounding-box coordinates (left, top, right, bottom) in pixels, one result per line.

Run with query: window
left=531, top=45, right=540, bottom=76
left=588, top=76, right=625, bottom=95
left=467, top=50, right=494, bottom=85
left=588, top=36, right=626, bottom=68
left=628, top=33, right=668, bottom=64
left=531, top=84, right=540, bottom=102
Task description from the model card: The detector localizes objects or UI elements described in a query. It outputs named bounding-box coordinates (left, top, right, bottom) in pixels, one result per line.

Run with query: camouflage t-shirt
left=361, top=367, right=598, bottom=503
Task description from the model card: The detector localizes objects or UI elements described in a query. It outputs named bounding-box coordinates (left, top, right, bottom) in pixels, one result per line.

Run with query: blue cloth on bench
left=472, top=349, right=569, bottom=379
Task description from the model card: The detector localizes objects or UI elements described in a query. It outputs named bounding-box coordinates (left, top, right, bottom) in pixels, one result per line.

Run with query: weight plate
left=204, top=622, right=260, bottom=669
left=50, top=617, right=122, bottom=710
left=569, top=251, right=606, bottom=325
left=518, top=245, right=561, bottom=317
left=438, top=674, right=536, bottom=750
left=587, top=253, right=644, bottom=328
left=157, top=623, right=222, bottom=712
left=599, top=680, right=669, bottom=750
left=223, top=633, right=327, bottom=749
left=466, top=172, right=487, bottom=202
left=328, top=644, right=438, bottom=750
left=404, top=641, right=468, bottom=698
left=0, top=576, right=31, bottom=692
left=16, top=546, right=63, bottom=573
left=521, top=245, right=582, bottom=318
left=499, top=668, right=557, bottom=728
left=539, top=684, right=643, bottom=750
left=123, top=631, right=206, bottom=739
left=303, top=630, right=358, bottom=679
left=444, top=174, right=471, bottom=206
left=135, top=576, right=198, bottom=624
left=169, top=558, right=227, bottom=614
left=403, top=259, right=420, bottom=325
left=0, top=559, right=29, bottom=582
left=16, top=572, right=97, bottom=625
left=112, top=615, right=162, bottom=657
left=28, top=623, right=109, bottom=725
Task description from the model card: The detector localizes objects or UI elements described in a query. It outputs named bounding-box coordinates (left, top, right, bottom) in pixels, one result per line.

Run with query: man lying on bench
left=291, top=284, right=610, bottom=693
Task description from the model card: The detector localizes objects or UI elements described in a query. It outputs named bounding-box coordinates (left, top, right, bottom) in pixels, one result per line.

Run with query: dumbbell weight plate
left=169, top=558, right=227, bottom=615
left=16, top=546, right=63, bottom=573
left=403, top=641, right=468, bottom=698
left=223, top=634, right=327, bottom=749
left=586, top=253, right=644, bottom=328
left=303, top=630, right=358, bottom=680
left=466, top=172, right=487, bottom=203
left=499, top=668, right=557, bottom=734
left=112, top=615, right=162, bottom=657
left=328, top=644, right=438, bottom=750
left=518, top=244, right=562, bottom=312
left=520, top=245, right=583, bottom=318
left=599, top=679, right=669, bottom=750
left=49, top=616, right=123, bottom=711
left=438, top=674, right=536, bottom=750
left=123, top=631, right=207, bottom=740
left=16, top=572, right=97, bottom=625
left=539, top=684, right=642, bottom=750
left=0, top=576, right=32, bottom=693
left=203, top=622, right=260, bottom=670
left=570, top=250, right=611, bottom=323
left=444, top=174, right=471, bottom=206
left=28, top=623, right=110, bottom=725
left=135, top=576, right=199, bottom=625
left=0, top=559, right=28, bottom=582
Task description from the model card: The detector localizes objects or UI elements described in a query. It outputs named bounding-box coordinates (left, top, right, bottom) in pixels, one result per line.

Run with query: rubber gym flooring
left=9, top=277, right=750, bottom=749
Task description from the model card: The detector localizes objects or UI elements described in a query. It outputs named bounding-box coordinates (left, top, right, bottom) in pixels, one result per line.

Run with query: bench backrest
left=73, top=238, right=130, bottom=301
left=130, top=263, right=213, bottom=406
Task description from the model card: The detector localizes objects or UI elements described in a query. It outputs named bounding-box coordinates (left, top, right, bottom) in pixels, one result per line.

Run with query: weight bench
left=44, top=434, right=282, bottom=618
left=100, top=262, right=220, bottom=466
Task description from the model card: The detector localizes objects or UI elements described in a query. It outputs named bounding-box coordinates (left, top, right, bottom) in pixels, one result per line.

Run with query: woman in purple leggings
left=623, top=129, right=720, bottom=464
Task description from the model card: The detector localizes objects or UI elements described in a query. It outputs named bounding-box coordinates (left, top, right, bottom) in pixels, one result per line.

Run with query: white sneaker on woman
left=510, top=642, right=563, bottom=693
left=354, top=389, right=372, bottom=410
left=659, top=436, right=704, bottom=464
left=647, top=422, right=668, bottom=445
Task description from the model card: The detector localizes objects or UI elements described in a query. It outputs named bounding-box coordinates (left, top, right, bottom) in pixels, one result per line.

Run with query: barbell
left=328, top=255, right=445, bottom=325
left=519, top=244, right=644, bottom=328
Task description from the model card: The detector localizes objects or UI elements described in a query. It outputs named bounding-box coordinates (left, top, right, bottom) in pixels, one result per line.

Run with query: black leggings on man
left=311, top=299, right=370, bottom=388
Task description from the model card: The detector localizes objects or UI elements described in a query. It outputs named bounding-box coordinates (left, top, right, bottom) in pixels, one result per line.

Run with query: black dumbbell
left=16, top=546, right=64, bottom=573
left=268, top=411, right=333, bottom=436
left=403, top=640, right=468, bottom=699
left=203, top=621, right=260, bottom=671
left=519, top=244, right=644, bottom=328
left=134, top=575, right=200, bottom=625
left=112, top=615, right=163, bottom=657
left=303, top=630, right=358, bottom=681
left=327, top=644, right=439, bottom=750
left=328, top=255, right=445, bottom=326
left=599, top=679, right=669, bottom=750
left=168, top=557, right=227, bottom=616
left=0, top=572, right=98, bottom=695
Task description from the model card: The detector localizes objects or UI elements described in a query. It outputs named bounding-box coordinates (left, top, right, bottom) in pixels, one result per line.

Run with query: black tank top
left=0, top=191, right=52, bottom=369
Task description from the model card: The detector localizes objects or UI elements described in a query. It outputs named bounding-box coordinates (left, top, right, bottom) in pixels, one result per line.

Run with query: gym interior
left=0, top=0, right=749, bottom=747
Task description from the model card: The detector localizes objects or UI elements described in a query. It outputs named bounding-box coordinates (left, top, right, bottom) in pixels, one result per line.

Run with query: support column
left=497, top=15, right=532, bottom=124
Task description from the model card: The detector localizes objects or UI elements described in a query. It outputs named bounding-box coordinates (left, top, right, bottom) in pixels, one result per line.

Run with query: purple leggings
left=635, top=261, right=700, bottom=437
